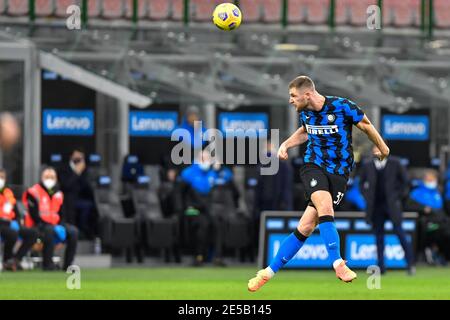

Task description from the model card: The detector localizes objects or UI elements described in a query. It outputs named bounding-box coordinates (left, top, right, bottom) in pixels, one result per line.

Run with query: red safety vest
left=22, top=184, right=63, bottom=227
left=0, top=188, right=16, bottom=221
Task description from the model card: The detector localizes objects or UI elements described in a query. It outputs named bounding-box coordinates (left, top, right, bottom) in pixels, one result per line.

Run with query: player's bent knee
left=298, top=223, right=315, bottom=237
left=315, top=203, right=334, bottom=216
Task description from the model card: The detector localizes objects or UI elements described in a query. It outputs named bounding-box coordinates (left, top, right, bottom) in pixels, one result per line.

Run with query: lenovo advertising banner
left=380, top=109, right=430, bottom=167
left=41, top=70, right=96, bottom=164
left=129, top=106, right=179, bottom=164
left=260, top=211, right=417, bottom=270
left=217, top=107, right=271, bottom=165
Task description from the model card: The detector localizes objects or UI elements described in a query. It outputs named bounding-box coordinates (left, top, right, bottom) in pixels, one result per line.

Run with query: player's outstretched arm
left=355, top=115, right=390, bottom=160
left=278, top=126, right=308, bottom=160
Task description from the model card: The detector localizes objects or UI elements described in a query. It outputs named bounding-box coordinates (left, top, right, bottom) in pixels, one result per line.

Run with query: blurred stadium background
left=0, top=0, right=450, bottom=299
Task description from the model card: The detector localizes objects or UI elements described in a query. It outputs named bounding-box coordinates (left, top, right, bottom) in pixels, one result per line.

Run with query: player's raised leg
left=311, top=190, right=357, bottom=282
left=247, top=205, right=318, bottom=292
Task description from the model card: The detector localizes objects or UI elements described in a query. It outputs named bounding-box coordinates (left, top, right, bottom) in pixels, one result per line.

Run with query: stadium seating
left=238, top=0, right=261, bottom=23
left=287, top=0, right=306, bottom=24
left=1, top=0, right=447, bottom=31
left=93, top=176, right=136, bottom=252
left=6, top=0, right=28, bottom=16
left=210, top=185, right=251, bottom=256
left=346, top=0, right=377, bottom=26
left=48, top=153, right=64, bottom=171
left=131, top=176, right=179, bottom=252
left=55, top=0, right=80, bottom=17
left=87, top=0, right=101, bottom=18
left=434, top=0, right=450, bottom=29
left=35, top=0, right=54, bottom=17
left=287, top=0, right=330, bottom=25
left=334, top=0, right=348, bottom=25
left=102, top=0, right=125, bottom=19
left=148, top=0, right=169, bottom=20
left=190, top=0, right=218, bottom=22
left=87, top=153, right=104, bottom=184
left=383, top=0, right=420, bottom=27
left=261, top=0, right=281, bottom=23
left=125, top=0, right=147, bottom=19
left=305, top=0, right=330, bottom=24
left=171, top=0, right=183, bottom=21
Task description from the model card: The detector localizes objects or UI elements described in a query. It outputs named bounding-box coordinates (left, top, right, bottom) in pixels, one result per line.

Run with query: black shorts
left=299, top=163, right=348, bottom=209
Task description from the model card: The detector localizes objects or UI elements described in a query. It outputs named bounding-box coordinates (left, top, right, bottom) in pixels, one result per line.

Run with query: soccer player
left=248, top=76, right=390, bottom=291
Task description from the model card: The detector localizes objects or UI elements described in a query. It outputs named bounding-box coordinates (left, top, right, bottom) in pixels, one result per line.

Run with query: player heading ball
left=248, top=76, right=390, bottom=291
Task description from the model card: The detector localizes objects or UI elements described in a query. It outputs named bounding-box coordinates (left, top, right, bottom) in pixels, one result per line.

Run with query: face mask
left=374, top=158, right=387, bottom=170
left=424, top=181, right=438, bottom=189
left=199, top=163, right=211, bottom=171
left=0, top=178, right=5, bottom=190
left=43, top=179, right=56, bottom=190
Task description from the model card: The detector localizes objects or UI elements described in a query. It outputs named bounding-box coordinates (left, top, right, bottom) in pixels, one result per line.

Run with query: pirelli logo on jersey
left=305, top=124, right=339, bottom=135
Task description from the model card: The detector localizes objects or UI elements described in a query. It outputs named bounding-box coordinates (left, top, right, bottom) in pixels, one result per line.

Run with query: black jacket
left=58, top=165, right=94, bottom=224
left=359, top=156, right=409, bottom=222
left=176, top=180, right=209, bottom=216
left=255, top=158, right=293, bottom=216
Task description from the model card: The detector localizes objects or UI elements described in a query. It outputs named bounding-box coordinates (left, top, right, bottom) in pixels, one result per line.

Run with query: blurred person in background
left=178, top=149, right=215, bottom=266
left=175, top=106, right=208, bottom=156
left=407, top=170, right=450, bottom=266
left=253, top=141, right=293, bottom=247
left=255, top=141, right=293, bottom=212
left=209, top=160, right=242, bottom=266
left=0, top=112, right=20, bottom=152
left=120, top=154, right=144, bottom=218
left=59, top=148, right=96, bottom=239
left=158, top=167, right=182, bottom=263
left=23, top=167, right=78, bottom=270
left=159, top=167, right=179, bottom=219
left=360, top=146, right=415, bottom=275
left=443, top=166, right=450, bottom=216
left=212, top=160, right=240, bottom=209
left=0, top=168, right=37, bottom=271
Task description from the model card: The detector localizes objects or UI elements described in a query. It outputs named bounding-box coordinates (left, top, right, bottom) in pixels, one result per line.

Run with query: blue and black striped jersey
left=300, top=96, right=365, bottom=178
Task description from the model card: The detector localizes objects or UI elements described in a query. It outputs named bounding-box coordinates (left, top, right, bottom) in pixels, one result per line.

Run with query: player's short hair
left=289, top=76, right=315, bottom=91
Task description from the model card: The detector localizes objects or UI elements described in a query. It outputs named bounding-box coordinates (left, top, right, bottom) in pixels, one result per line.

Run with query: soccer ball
left=212, top=3, right=242, bottom=31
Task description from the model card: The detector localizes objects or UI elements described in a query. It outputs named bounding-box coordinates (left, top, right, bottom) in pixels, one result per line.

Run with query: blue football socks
left=318, top=215, right=342, bottom=266
left=268, top=229, right=308, bottom=273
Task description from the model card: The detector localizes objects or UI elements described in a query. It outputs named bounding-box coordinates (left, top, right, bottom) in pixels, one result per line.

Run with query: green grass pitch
left=0, top=266, right=449, bottom=300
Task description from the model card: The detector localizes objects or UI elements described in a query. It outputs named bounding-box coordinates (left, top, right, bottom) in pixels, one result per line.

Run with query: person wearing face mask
left=407, top=170, right=449, bottom=265
left=178, top=149, right=217, bottom=266
left=22, top=167, right=79, bottom=271
left=0, top=169, right=38, bottom=271
left=59, top=149, right=96, bottom=239
left=360, top=146, right=415, bottom=275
